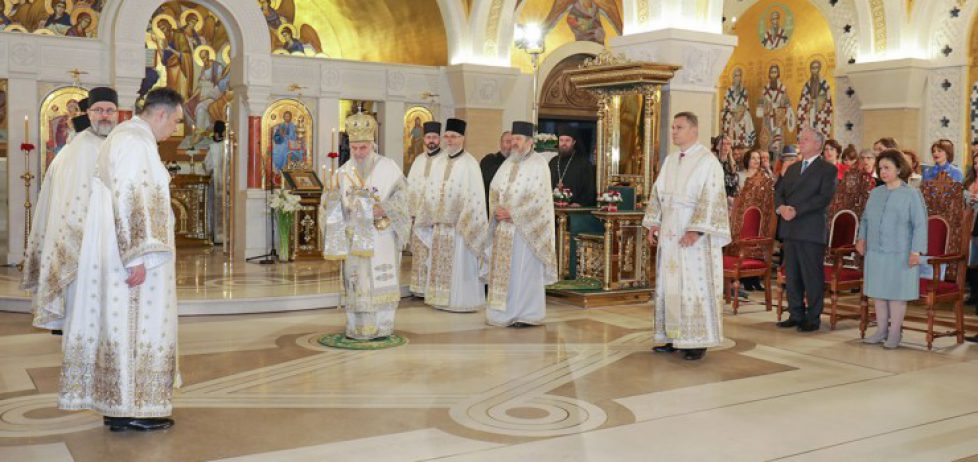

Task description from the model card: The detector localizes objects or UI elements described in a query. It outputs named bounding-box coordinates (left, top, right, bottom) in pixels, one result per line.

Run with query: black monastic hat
left=512, top=121, right=534, bottom=137
left=423, top=121, right=441, bottom=135
left=445, top=118, right=466, bottom=135
left=556, top=124, right=578, bottom=140
left=88, top=86, right=118, bottom=107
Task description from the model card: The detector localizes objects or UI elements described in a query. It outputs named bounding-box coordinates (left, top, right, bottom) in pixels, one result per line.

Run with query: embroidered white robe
left=643, top=143, right=731, bottom=349
left=485, top=150, right=557, bottom=325
left=420, top=151, right=488, bottom=311
left=22, top=130, right=104, bottom=330
left=406, top=148, right=443, bottom=295
left=60, top=116, right=179, bottom=418
left=336, top=153, right=410, bottom=339
left=203, top=139, right=226, bottom=244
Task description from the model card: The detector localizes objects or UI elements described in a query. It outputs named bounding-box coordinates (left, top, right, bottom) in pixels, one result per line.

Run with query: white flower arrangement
left=534, top=133, right=558, bottom=152
left=553, top=187, right=573, bottom=201
left=269, top=189, right=302, bottom=213
left=598, top=190, right=623, bottom=203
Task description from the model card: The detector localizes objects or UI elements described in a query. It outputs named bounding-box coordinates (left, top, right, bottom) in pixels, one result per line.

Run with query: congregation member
left=775, top=127, right=837, bottom=332
left=335, top=112, right=411, bottom=339
left=922, top=139, right=963, bottom=182
left=873, top=137, right=898, bottom=154
left=856, top=149, right=927, bottom=349
left=421, top=118, right=489, bottom=312
left=902, top=149, right=924, bottom=187
left=645, top=112, right=730, bottom=361
left=485, top=121, right=556, bottom=327
left=774, top=145, right=798, bottom=180
left=737, top=149, right=765, bottom=189
left=61, top=88, right=184, bottom=432
left=22, top=87, right=118, bottom=334
left=733, top=142, right=749, bottom=166
left=714, top=134, right=739, bottom=201
left=963, top=151, right=978, bottom=315
left=480, top=131, right=512, bottom=213
left=841, top=144, right=859, bottom=170
left=760, top=150, right=774, bottom=177
left=822, top=139, right=848, bottom=180
left=406, top=121, right=444, bottom=297
left=548, top=125, right=597, bottom=206
left=859, top=148, right=883, bottom=186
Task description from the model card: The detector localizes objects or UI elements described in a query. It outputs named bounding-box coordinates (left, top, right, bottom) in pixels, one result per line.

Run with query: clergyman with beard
left=406, top=121, right=444, bottom=297
left=480, top=130, right=513, bottom=214
left=22, top=86, right=119, bottom=335
left=547, top=125, right=596, bottom=206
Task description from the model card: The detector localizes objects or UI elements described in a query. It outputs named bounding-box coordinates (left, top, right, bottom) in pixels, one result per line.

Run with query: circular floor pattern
left=318, top=333, right=407, bottom=350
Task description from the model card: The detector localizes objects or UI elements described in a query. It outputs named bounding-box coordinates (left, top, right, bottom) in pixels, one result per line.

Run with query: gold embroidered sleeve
left=686, top=161, right=731, bottom=244
left=381, top=177, right=411, bottom=251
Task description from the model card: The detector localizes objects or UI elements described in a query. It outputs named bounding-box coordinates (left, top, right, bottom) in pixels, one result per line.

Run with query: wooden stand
left=171, top=174, right=212, bottom=246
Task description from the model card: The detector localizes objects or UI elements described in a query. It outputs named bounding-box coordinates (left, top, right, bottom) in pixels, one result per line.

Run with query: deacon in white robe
left=335, top=112, right=410, bottom=339
left=644, top=112, right=731, bottom=361
left=485, top=121, right=557, bottom=326
left=420, top=118, right=488, bottom=312
left=21, top=87, right=119, bottom=331
left=60, top=88, right=185, bottom=431
left=203, top=121, right=227, bottom=244
left=406, top=121, right=444, bottom=296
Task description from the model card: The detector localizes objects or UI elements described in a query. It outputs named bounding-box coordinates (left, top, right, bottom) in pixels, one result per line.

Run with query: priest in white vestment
left=203, top=120, right=227, bottom=244
left=61, top=88, right=185, bottom=432
left=406, top=121, right=443, bottom=296
left=485, top=121, right=557, bottom=327
left=420, top=118, right=489, bottom=312
left=334, top=112, right=410, bottom=339
left=22, top=87, right=118, bottom=332
left=644, top=112, right=731, bottom=361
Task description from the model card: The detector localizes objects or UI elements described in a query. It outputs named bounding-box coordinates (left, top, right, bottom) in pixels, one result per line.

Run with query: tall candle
left=331, top=128, right=336, bottom=152
left=23, top=115, right=28, bottom=141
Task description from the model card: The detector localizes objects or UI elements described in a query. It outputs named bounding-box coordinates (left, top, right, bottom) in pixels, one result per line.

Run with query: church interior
left=2, top=0, right=978, bottom=460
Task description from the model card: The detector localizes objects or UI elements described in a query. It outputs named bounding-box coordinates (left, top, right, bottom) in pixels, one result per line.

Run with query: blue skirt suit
left=859, top=183, right=928, bottom=301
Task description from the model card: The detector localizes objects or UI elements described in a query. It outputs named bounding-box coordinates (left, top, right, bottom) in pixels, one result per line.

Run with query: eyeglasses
left=89, top=108, right=117, bottom=116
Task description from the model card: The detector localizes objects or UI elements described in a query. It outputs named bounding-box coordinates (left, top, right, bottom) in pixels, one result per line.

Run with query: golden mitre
left=345, top=112, right=377, bottom=143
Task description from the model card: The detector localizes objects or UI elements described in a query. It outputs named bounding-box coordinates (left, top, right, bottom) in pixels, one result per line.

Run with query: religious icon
left=755, top=63, right=796, bottom=155
left=722, top=67, right=756, bottom=148
left=402, top=106, right=434, bottom=173
left=38, top=86, right=88, bottom=174
left=41, top=0, right=72, bottom=35
left=0, top=0, right=102, bottom=35
left=261, top=99, right=314, bottom=185
left=65, top=7, right=95, bottom=37
left=796, top=59, right=833, bottom=139
left=536, top=0, right=622, bottom=44
left=258, top=0, right=327, bottom=58
left=758, top=4, right=793, bottom=51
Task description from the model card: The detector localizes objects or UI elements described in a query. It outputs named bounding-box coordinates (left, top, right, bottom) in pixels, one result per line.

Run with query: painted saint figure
left=760, top=10, right=789, bottom=50
left=542, top=0, right=622, bottom=44
left=722, top=68, right=756, bottom=148
left=271, top=111, right=302, bottom=171
left=756, top=64, right=796, bottom=155
left=796, top=60, right=834, bottom=139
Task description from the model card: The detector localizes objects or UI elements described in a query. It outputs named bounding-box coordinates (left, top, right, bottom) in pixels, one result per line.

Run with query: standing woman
left=714, top=135, right=740, bottom=204
left=737, top=150, right=764, bottom=189
left=923, top=139, right=964, bottom=182
left=841, top=144, right=859, bottom=170
left=856, top=149, right=928, bottom=349
left=822, top=139, right=848, bottom=180
left=859, top=148, right=883, bottom=186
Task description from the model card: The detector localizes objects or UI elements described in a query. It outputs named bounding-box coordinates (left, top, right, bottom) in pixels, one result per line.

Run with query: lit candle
left=23, top=115, right=28, bottom=142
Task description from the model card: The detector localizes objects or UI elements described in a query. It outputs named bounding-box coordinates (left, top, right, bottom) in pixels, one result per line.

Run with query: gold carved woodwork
left=540, top=54, right=600, bottom=120
left=573, top=211, right=649, bottom=291
left=170, top=174, right=211, bottom=246
left=727, top=173, right=776, bottom=260
left=567, top=56, right=678, bottom=208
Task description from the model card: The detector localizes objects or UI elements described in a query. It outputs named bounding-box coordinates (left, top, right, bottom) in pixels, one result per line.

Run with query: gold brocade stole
left=425, top=155, right=460, bottom=306
left=487, top=156, right=524, bottom=311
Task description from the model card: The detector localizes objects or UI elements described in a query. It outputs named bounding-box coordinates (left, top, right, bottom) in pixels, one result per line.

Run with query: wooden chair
left=859, top=172, right=970, bottom=349
left=776, top=169, right=875, bottom=329
left=723, top=173, right=776, bottom=314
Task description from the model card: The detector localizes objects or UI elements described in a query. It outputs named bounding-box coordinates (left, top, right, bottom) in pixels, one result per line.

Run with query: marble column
left=4, top=42, right=41, bottom=265
left=445, top=64, right=521, bottom=159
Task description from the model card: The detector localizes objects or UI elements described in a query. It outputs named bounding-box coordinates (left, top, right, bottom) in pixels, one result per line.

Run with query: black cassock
left=480, top=152, right=506, bottom=214
left=548, top=153, right=597, bottom=207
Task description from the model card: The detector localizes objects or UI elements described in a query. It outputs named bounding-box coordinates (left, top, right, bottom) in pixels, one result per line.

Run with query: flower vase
left=276, top=210, right=294, bottom=262
left=607, top=203, right=618, bottom=212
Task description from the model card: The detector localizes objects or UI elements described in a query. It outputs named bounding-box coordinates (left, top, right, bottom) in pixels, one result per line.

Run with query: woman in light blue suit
left=856, top=149, right=928, bottom=349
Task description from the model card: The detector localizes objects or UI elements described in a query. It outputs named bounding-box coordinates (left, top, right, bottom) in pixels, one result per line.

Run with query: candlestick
left=18, top=143, right=35, bottom=272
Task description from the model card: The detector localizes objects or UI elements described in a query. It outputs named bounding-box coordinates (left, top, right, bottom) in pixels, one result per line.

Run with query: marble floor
left=0, top=293, right=977, bottom=462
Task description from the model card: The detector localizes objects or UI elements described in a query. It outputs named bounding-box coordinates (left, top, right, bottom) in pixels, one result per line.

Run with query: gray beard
left=446, top=146, right=463, bottom=157
left=90, top=121, right=115, bottom=137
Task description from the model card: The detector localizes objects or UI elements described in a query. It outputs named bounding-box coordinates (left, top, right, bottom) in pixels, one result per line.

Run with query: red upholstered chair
left=777, top=169, right=873, bottom=329
left=859, top=172, right=970, bottom=349
left=724, top=174, right=776, bottom=314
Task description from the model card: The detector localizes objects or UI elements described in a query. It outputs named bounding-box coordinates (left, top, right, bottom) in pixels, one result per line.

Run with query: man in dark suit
left=775, top=127, right=837, bottom=332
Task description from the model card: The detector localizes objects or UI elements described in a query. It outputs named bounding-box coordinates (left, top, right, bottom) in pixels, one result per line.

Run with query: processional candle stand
left=17, top=114, right=36, bottom=271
